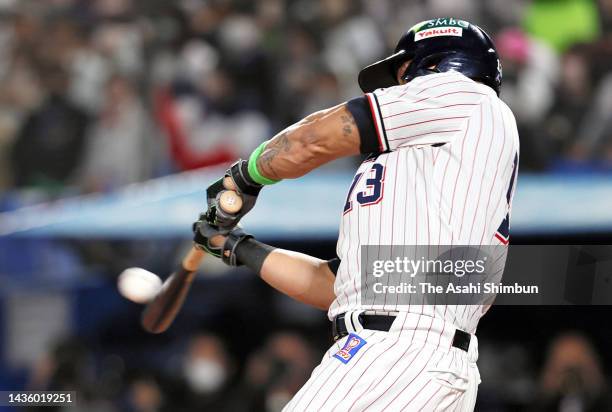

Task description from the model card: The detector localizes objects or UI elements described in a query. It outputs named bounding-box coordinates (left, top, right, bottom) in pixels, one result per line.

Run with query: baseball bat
left=141, top=181, right=241, bottom=334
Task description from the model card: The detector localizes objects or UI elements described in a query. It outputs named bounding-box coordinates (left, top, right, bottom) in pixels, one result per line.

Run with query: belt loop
left=468, top=334, right=479, bottom=363
left=344, top=311, right=364, bottom=334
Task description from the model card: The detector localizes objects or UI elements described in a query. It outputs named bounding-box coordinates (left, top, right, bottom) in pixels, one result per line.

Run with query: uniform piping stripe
left=366, top=93, right=387, bottom=151
left=495, top=232, right=509, bottom=244
left=372, top=92, right=390, bottom=151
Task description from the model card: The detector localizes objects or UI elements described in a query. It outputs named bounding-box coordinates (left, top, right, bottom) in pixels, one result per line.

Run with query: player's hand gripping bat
left=141, top=178, right=242, bottom=333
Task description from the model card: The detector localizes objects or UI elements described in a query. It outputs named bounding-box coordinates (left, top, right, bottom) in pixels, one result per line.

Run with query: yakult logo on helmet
left=415, top=27, right=463, bottom=41
left=411, top=18, right=469, bottom=41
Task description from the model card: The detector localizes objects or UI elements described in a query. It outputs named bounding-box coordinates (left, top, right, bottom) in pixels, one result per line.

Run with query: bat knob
left=219, top=190, right=243, bottom=214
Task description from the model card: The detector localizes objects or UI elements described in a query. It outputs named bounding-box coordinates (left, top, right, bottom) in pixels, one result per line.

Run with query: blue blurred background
left=1, top=0, right=612, bottom=411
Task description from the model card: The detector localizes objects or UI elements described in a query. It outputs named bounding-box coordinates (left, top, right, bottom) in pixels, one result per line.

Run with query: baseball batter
left=193, top=18, right=519, bottom=411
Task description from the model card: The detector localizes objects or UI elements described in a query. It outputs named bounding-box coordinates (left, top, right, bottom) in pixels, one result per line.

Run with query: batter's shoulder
left=372, top=71, right=491, bottom=102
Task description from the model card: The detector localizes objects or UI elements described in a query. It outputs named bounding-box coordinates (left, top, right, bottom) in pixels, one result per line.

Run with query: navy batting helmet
left=358, top=18, right=502, bottom=95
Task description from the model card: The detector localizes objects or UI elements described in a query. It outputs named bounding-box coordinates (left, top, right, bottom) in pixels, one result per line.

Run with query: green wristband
left=248, top=141, right=281, bottom=185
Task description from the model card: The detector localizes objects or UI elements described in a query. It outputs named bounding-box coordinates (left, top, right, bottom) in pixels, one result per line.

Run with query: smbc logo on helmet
left=410, top=18, right=470, bottom=33
left=411, top=18, right=470, bottom=42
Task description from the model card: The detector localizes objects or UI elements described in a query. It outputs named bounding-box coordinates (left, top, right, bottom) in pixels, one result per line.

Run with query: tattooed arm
left=257, top=103, right=362, bottom=180
left=202, top=100, right=372, bottom=230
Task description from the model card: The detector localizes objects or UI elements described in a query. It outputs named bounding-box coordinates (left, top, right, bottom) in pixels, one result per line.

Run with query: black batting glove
left=221, top=228, right=254, bottom=266
left=193, top=217, right=253, bottom=266
left=205, top=160, right=263, bottom=233
left=192, top=215, right=223, bottom=258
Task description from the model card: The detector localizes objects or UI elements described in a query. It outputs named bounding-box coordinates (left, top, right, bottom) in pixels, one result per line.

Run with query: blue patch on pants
left=333, top=333, right=367, bottom=364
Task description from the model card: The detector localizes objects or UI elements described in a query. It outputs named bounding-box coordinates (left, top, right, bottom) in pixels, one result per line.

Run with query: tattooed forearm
left=341, top=113, right=356, bottom=138
left=253, top=103, right=361, bottom=180
left=257, top=133, right=292, bottom=179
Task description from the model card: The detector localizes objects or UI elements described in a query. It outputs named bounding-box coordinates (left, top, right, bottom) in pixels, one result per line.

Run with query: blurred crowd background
left=1, top=0, right=612, bottom=411
left=1, top=0, right=612, bottom=200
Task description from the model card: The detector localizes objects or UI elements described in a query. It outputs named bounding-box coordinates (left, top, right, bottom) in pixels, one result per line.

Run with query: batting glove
left=193, top=217, right=253, bottom=266
left=192, top=215, right=224, bottom=258
left=205, top=160, right=262, bottom=233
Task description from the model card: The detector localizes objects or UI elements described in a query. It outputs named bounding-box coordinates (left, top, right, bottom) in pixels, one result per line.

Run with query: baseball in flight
left=118, top=267, right=163, bottom=304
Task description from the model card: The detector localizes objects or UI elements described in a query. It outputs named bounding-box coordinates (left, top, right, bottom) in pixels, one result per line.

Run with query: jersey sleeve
left=346, top=96, right=383, bottom=154
left=366, top=73, right=487, bottom=151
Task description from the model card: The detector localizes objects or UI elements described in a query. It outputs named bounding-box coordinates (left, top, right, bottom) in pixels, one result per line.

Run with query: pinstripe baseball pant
left=284, top=312, right=480, bottom=411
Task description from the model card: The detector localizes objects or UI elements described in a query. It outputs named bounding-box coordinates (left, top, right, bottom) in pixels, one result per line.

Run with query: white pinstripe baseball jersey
left=329, top=71, right=520, bottom=334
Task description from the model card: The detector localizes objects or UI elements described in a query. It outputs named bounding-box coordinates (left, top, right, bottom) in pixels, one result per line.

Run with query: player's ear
left=396, top=60, right=412, bottom=85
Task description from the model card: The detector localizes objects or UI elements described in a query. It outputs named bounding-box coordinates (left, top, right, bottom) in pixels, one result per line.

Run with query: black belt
left=332, top=313, right=471, bottom=352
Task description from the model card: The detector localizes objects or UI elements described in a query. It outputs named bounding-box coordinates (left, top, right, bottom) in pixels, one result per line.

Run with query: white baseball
left=117, top=267, right=163, bottom=304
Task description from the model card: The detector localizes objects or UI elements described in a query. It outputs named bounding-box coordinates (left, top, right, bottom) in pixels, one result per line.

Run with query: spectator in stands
left=1, top=0, right=611, bottom=195
left=319, top=0, right=386, bottom=97
left=179, top=333, right=243, bottom=412
left=27, top=336, right=119, bottom=411
left=531, top=332, right=612, bottom=412
left=600, top=0, right=612, bottom=30
left=155, top=65, right=268, bottom=171
left=497, top=27, right=559, bottom=170
left=242, top=332, right=316, bottom=412
left=0, top=40, right=43, bottom=190
left=274, top=24, right=321, bottom=126
left=568, top=71, right=612, bottom=167
left=126, top=375, right=166, bottom=412
left=79, top=74, right=155, bottom=192
left=10, top=63, right=89, bottom=192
